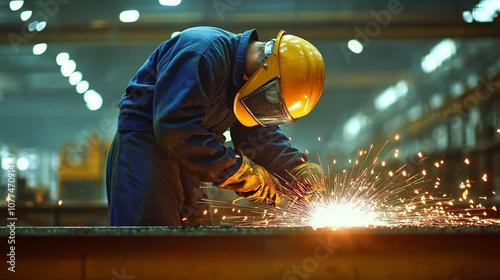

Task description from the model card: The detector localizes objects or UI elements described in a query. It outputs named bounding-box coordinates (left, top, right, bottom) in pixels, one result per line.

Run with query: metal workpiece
left=1, top=226, right=499, bottom=280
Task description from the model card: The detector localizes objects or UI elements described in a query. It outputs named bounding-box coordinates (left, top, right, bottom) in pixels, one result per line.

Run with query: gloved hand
left=289, top=162, right=326, bottom=200
left=217, top=155, right=283, bottom=206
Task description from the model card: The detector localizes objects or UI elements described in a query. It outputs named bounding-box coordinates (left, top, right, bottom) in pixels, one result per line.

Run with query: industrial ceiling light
left=347, top=39, right=363, bottom=54
left=421, top=39, right=456, bottom=73
left=20, top=10, right=32, bottom=21
left=60, top=59, right=76, bottom=77
left=119, top=10, right=140, bottom=23
left=32, top=43, right=47, bottom=55
left=56, top=52, right=70, bottom=65
left=84, top=90, right=103, bottom=111
left=36, top=21, right=47, bottom=32
left=159, top=0, right=182, bottom=6
left=17, top=157, right=30, bottom=171
left=69, top=71, right=83, bottom=86
left=76, top=80, right=89, bottom=94
left=9, top=0, right=23, bottom=11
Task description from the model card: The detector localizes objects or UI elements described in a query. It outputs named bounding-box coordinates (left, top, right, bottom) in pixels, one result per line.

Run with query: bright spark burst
left=205, top=147, right=500, bottom=229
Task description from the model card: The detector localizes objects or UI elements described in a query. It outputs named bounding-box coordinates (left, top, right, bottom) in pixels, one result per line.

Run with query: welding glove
left=289, top=163, right=326, bottom=200
left=217, top=155, right=282, bottom=206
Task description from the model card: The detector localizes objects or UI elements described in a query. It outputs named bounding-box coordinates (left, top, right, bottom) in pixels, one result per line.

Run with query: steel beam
left=0, top=226, right=499, bottom=280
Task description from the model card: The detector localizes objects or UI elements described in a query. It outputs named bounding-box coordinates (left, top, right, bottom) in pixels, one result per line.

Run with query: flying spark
left=206, top=147, right=500, bottom=229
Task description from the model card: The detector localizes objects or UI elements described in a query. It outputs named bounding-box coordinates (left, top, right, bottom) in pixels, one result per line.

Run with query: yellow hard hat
left=234, top=30, right=325, bottom=127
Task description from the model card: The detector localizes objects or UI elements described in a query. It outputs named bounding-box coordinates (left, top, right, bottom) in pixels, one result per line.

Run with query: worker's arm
left=153, top=47, right=240, bottom=183
left=231, top=123, right=325, bottom=197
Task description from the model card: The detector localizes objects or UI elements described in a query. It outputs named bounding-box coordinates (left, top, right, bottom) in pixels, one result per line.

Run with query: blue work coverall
left=106, top=27, right=307, bottom=226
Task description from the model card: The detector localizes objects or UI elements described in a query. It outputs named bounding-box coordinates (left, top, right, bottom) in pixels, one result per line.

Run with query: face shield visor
left=240, top=77, right=296, bottom=126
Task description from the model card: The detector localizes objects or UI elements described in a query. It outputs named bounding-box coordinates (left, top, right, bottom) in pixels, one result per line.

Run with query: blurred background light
left=20, top=10, right=32, bottom=21
left=17, top=157, right=30, bottom=171
left=374, top=80, right=409, bottom=111
left=9, top=0, right=24, bottom=12
left=36, top=21, right=47, bottom=32
left=56, top=52, right=70, bottom=66
left=421, top=39, right=456, bottom=73
left=1, top=157, right=15, bottom=170
left=32, top=43, right=47, bottom=55
left=84, top=90, right=103, bottom=111
left=60, top=59, right=77, bottom=77
left=119, top=10, right=140, bottom=23
left=159, top=0, right=182, bottom=6
left=69, top=71, right=83, bottom=86
left=76, top=80, right=89, bottom=94
left=28, top=21, right=38, bottom=32
left=347, top=39, right=363, bottom=54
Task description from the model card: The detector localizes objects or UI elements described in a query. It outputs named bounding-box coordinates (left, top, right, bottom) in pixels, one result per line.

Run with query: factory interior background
left=0, top=0, right=499, bottom=227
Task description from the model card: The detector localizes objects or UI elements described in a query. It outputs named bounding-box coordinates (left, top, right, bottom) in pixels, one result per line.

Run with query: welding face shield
left=234, top=30, right=325, bottom=127
left=240, top=77, right=295, bottom=126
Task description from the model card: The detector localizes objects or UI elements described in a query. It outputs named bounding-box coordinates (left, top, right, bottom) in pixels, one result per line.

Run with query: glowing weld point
left=309, top=204, right=381, bottom=228
left=464, top=158, right=470, bottom=165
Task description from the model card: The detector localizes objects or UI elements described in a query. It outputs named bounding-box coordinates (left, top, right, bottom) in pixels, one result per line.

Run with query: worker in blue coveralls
left=106, top=27, right=326, bottom=226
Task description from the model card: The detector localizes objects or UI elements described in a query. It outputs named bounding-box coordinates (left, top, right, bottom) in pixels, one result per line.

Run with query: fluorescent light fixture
left=462, top=0, right=500, bottom=23
left=421, top=39, right=456, bottom=73
left=119, top=10, right=140, bottom=23
left=343, top=114, right=368, bottom=140
left=32, top=43, right=47, bottom=55
left=17, top=157, right=30, bottom=171
left=56, top=52, right=70, bottom=65
left=76, top=80, right=89, bottom=94
left=60, top=59, right=76, bottom=77
left=374, top=80, right=409, bottom=111
left=28, top=21, right=38, bottom=32
left=36, top=21, right=47, bottom=32
left=20, top=10, right=32, bottom=21
left=159, top=0, right=182, bottom=6
left=9, top=0, right=23, bottom=11
left=69, top=71, right=83, bottom=86
left=347, top=39, right=363, bottom=54
left=84, top=90, right=103, bottom=111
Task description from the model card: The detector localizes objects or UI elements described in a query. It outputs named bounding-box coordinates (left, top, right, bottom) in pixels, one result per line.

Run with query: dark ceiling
left=1, top=0, right=499, bottom=159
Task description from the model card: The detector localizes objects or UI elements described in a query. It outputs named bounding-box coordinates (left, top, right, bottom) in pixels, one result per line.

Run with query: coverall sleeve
left=153, top=49, right=240, bottom=183
left=230, top=122, right=307, bottom=183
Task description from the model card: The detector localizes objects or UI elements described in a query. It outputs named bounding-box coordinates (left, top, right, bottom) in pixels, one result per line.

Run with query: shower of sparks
left=203, top=146, right=500, bottom=229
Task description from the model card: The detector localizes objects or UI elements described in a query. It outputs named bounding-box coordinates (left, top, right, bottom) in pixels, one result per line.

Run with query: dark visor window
left=240, top=78, right=295, bottom=126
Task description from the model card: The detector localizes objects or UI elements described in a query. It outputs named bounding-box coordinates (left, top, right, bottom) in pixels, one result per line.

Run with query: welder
left=106, top=27, right=326, bottom=226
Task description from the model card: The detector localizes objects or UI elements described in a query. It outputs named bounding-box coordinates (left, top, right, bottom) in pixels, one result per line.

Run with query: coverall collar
left=233, top=29, right=259, bottom=88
